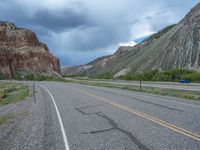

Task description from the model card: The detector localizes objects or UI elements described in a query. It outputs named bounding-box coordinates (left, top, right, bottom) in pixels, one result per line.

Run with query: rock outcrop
left=62, top=2, right=200, bottom=77
left=0, top=21, right=60, bottom=78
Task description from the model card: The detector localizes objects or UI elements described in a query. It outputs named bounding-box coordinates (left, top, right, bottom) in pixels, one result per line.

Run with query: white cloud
left=119, top=41, right=137, bottom=47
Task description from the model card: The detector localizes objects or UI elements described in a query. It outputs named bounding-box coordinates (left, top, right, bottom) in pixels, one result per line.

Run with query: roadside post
left=33, top=80, right=36, bottom=103
left=140, top=79, right=142, bottom=92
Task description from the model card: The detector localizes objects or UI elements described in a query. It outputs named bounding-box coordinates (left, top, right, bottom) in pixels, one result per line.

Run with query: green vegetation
left=63, top=74, right=85, bottom=78
left=14, top=74, right=64, bottom=81
left=0, top=75, right=4, bottom=80
left=14, top=74, right=51, bottom=81
left=121, top=69, right=200, bottom=82
left=0, top=115, right=12, bottom=125
left=87, top=69, right=200, bottom=82
left=0, top=83, right=29, bottom=105
left=93, top=72, right=114, bottom=79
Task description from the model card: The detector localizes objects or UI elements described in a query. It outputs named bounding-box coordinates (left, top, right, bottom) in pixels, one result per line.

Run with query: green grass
left=72, top=80, right=200, bottom=101
left=0, top=83, right=29, bottom=105
left=0, top=114, right=12, bottom=125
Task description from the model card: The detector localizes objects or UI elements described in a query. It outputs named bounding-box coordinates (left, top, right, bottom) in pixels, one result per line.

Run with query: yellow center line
left=70, top=87, right=200, bottom=141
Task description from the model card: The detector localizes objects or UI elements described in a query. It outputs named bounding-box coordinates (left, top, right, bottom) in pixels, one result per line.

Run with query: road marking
left=86, top=84, right=200, bottom=108
left=67, top=80, right=200, bottom=108
left=139, top=94, right=200, bottom=108
left=71, top=87, right=200, bottom=142
left=39, top=85, right=70, bottom=150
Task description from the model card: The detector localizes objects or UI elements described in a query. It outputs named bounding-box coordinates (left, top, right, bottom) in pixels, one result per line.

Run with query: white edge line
left=38, top=85, right=70, bottom=150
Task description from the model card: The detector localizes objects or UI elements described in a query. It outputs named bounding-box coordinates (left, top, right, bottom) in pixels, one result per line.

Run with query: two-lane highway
left=66, top=78, right=200, bottom=91
left=37, top=81, right=200, bottom=150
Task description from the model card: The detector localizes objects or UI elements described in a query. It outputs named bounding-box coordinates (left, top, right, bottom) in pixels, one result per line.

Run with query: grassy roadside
left=65, top=77, right=200, bottom=87
left=0, top=114, right=12, bottom=125
left=70, top=80, right=200, bottom=101
left=0, top=82, right=29, bottom=105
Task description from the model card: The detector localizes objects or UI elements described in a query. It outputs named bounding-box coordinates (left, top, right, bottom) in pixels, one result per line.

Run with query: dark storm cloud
left=31, top=9, right=91, bottom=32
left=0, top=0, right=91, bottom=33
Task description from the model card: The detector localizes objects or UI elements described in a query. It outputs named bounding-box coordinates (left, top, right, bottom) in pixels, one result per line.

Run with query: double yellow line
left=72, top=88, right=200, bottom=141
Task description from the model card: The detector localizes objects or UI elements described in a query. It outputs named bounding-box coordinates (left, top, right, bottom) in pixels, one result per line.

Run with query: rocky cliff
left=0, top=21, right=60, bottom=78
left=62, top=2, right=200, bottom=77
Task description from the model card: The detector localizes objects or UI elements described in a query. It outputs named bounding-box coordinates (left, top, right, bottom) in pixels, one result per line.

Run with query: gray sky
left=0, top=0, right=199, bottom=66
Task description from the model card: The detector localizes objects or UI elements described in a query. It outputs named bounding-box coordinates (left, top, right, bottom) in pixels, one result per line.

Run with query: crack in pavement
left=81, top=128, right=114, bottom=134
left=76, top=107, right=150, bottom=150
left=77, top=103, right=106, bottom=110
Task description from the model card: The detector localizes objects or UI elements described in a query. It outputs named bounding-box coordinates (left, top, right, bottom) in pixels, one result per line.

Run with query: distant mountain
left=0, top=21, right=60, bottom=78
left=62, top=3, right=200, bottom=77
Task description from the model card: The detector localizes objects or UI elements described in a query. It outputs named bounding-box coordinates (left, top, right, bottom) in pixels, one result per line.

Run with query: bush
left=120, top=68, right=200, bottom=82
left=182, top=72, right=200, bottom=82
left=0, top=75, right=4, bottom=80
left=123, top=75, right=137, bottom=80
left=166, top=68, right=193, bottom=81
left=0, top=89, right=6, bottom=100
left=152, top=72, right=172, bottom=81
left=14, top=74, right=23, bottom=80
left=14, top=74, right=54, bottom=81
left=122, top=70, right=158, bottom=81
left=35, top=75, right=52, bottom=81
left=25, top=74, right=35, bottom=80
left=94, top=72, right=113, bottom=79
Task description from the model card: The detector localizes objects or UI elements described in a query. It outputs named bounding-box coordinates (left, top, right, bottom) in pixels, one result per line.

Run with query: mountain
left=62, top=2, right=200, bottom=77
left=0, top=21, right=60, bottom=78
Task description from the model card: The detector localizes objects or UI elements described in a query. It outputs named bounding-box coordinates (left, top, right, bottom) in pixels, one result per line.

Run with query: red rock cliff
left=0, top=21, right=60, bottom=78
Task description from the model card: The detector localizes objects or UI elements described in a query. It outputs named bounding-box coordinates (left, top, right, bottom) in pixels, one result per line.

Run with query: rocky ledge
left=0, top=21, right=60, bottom=78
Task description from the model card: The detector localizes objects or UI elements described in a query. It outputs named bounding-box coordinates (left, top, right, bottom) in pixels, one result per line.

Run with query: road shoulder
left=0, top=85, right=64, bottom=150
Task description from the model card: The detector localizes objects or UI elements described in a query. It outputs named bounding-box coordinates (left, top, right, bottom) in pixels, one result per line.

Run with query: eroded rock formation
left=0, top=21, right=60, bottom=78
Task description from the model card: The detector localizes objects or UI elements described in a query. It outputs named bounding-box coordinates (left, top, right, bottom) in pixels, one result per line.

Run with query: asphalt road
left=36, top=81, right=200, bottom=150
left=66, top=78, right=200, bottom=91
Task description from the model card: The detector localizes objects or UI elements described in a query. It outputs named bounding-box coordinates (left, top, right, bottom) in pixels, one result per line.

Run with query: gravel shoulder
left=0, top=85, right=64, bottom=150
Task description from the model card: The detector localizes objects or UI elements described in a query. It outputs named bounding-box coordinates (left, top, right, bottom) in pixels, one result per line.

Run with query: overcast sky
left=0, top=0, right=199, bottom=66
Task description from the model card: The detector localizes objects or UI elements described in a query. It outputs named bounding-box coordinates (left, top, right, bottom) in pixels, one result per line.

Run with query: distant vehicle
left=179, top=79, right=190, bottom=83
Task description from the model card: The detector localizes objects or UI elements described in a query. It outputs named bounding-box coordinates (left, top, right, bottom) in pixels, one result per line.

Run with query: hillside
left=0, top=21, right=60, bottom=79
left=62, top=2, right=200, bottom=77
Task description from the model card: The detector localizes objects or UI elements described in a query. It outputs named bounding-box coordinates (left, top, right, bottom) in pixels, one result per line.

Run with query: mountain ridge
left=62, top=2, right=200, bottom=77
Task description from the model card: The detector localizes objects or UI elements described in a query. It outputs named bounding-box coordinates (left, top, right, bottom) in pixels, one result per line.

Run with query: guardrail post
left=33, top=81, right=36, bottom=103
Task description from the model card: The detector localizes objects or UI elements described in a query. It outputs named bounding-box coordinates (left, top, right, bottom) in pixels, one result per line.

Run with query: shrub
left=152, top=72, right=172, bottom=81
left=24, top=74, right=35, bottom=80
left=165, top=68, right=193, bottom=81
left=14, top=74, right=23, bottom=80
left=0, top=75, right=4, bottom=80
left=120, top=68, right=200, bottom=82
left=14, top=74, right=54, bottom=81
left=121, top=75, right=138, bottom=81
left=122, top=70, right=159, bottom=81
left=95, top=72, right=113, bottom=79
left=35, top=75, right=52, bottom=81
left=0, top=89, right=6, bottom=100
left=182, top=72, right=200, bottom=82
